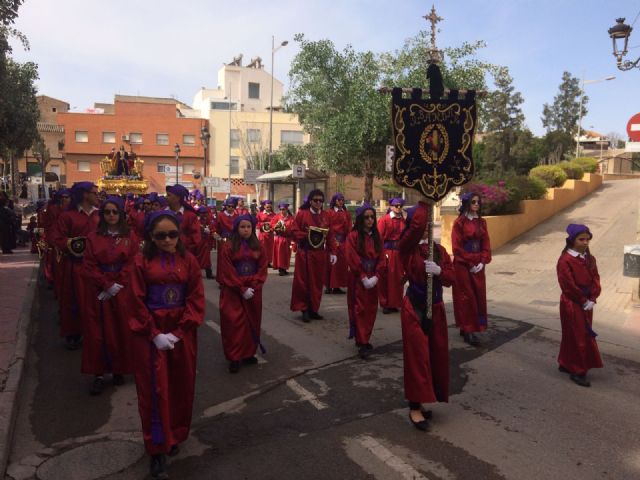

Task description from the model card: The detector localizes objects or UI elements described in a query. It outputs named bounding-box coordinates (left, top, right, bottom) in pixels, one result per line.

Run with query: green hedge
left=557, top=161, right=584, bottom=180
left=573, top=157, right=598, bottom=173
left=529, top=165, right=567, bottom=187
left=505, top=175, right=548, bottom=201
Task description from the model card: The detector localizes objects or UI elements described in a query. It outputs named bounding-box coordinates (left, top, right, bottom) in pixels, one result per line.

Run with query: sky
left=9, top=0, right=640, bottom=138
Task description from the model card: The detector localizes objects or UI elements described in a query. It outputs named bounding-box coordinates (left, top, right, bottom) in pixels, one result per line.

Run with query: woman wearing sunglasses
left=127, top=210, right=205, bottom=479
left=345, top=203, right=385, bottom=359
left=82, top=196, right=138, bottom=395
left=451, top=192, right=492, bottom=346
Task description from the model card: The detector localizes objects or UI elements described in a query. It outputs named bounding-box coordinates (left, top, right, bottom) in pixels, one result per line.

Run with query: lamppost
left=608, top=18, right=640, bottom=71
left=226, top=85, right=233, bottom=197
left=200, top=124, right=210, bottom=201
left=575, top=75, right=615, bottom=158
left=268, top=36, right=288, bottom=172
left=174, top=143, right=181, bottom=184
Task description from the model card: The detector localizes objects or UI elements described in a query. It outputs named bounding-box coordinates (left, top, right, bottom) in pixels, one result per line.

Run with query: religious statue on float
left=97, top=145, right=148, bottom=194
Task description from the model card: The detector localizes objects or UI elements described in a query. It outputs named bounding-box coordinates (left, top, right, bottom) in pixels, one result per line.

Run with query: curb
left=0, top=259, right=39, bottom=477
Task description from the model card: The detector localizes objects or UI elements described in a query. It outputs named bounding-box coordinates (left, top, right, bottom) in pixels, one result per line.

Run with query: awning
left=256, top=168, right=328, bottom=183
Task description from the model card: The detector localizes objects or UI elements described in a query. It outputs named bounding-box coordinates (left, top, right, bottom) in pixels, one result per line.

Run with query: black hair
left=353, top=208, right=382, bottom=255
left=142, top=214, right=185, bottom=259
left=458, top=192, right=482, bottom=217
left=230, top=219, right=261, bottom=253
left=97, top=201, right=130, bottom=236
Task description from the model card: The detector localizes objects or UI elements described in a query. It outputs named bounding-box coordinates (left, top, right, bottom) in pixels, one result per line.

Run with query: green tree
left=269, top=143, right=315, bottom=172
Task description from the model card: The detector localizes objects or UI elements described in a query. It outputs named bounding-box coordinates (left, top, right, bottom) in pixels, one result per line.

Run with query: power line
left=630, top=8, right=640, bottom=27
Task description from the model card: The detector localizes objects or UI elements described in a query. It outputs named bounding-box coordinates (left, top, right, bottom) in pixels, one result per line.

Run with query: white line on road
left=354, top=435, right=428, bottom=480
left=285, top=378, right=328, bottom=410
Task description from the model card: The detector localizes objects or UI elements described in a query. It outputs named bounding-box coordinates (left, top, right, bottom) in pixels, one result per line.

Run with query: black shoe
left=168, top=444, right=180, bottom=457
left=463, top=333, right=481, bottom=346
left=570, top=374, right=591, bottom=387
left=65, top=335, right=80, bottom=351
left=242, top=356, right=258, bottom=365
left=309, top=311, right=324, bottom=320
left=558, top=365, right=570, bottom=374
left=409, top=412, right=430, bottom=431
left=112, top=374, right=125, bottom=386
left=205, top=268, right=214, bottom=279
left=366, top=343, right=373, bottom=350
left=89, top=376, right=105, bottom=396
left=150, top=454, right=168, bottom=479
left=382, top=307, right=396, bottom=314
left=229, top=361, right=241, bottom=373
left=459, top=329, right=465, bottom=337
left=332, top=288, right=346, bottom=294
left=358, top=344, right=370, bottom=359
left=302, top=311, right=310, bottom=323
left=278, top=269, right=288, bottom=276
left=324, top=288, right=332, bottom=294
left=268, top=263, right=273, bottom=269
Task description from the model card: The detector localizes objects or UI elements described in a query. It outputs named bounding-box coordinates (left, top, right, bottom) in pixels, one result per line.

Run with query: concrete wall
left=440, top=173, right=603, bottom=252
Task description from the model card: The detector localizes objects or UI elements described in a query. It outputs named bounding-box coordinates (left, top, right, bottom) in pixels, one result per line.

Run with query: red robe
left=218, top=241, right=268, bottom=361
left=236, top=207, right=249, bottom=216
left=325, top=208, right=352, bottom=289
left=345, top=230, right=386, bottom=345
left=42, top=204, right=61, bottom=285
left=398, top=202, right=453, bottom=404
left=557, top=251, right=603, bottom=376
left=270, top=213, right=295, bottom=270
left=81, top=231, right=138, bottom=375
left=172, top=207, right=201, bottom=262
left=49, top=207, right=100, bottom=337
left=290, top=208, right=336, bottom=313
left=214, top=211, right=238, bottom=279
left=127, top=209, right=146, bottom=243
left=256, top=211, right=276, bottom=265
left=377, top=213, right=406, bottom=309
left=451, top=215, right=492, bottom=333
left=127, top=251, right=204, bottom=455
left=195, top=215, right=215, bottom=270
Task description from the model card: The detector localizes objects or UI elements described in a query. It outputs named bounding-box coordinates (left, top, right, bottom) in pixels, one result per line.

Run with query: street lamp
left=575, top=75, right=616, bottom=158
left=200, top=124, right=210, bottom=201
left=608, top=18, right=639, bottom=71
left=268, top=36, right=288, bottom=172
left=226, top=85, right=234, bottom=197
left=174, top=143, right=181, bottom=184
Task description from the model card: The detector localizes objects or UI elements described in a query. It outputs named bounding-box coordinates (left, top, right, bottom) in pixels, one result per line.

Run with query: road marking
left=354, top=435, right=428, bottom=480
left=285, top=379, right=328, bottom=410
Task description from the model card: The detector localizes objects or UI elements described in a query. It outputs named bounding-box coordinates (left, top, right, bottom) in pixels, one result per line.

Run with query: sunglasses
left=152, top=230, right=180, bottom=241
left=311, top=198, right=324, bottom=202
left=103, top=209, right=119, bottom=215
left=470, top=200, right=480, bottom=205
left=143, top=201, right=151, bottom=205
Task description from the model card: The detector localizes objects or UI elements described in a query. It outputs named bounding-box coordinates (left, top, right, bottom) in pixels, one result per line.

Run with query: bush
left=529, top=165, right=567, bottom=187
left=504, top=175, right=548, bottom=201
left=558, top=161, right=584, bottom=180
left=461, top=182, right=512, bottom=216
left=573, top=157, right=598, bottom=173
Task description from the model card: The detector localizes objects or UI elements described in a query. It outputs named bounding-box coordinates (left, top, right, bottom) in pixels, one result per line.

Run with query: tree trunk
left=363, top=158, right=374, bottom=203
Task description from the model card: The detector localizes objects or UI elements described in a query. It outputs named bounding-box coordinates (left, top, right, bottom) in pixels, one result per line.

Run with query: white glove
left=361, top=277, right=372, bottom=289
left=583, top=300, right=595, bottom=311
left=213, top=233, right=222, bottom=241
left=367, top=275, right=378, bottom=288
left=152, top=333, right=174, bottom=351
left=106, top=283, right=123, bottom=297
left=204, top=227, right=210, bottom=234
left=242, top=287, right=255, bottom=300
left=424, top=260, right=442, bottom=276
left=166, top=333, right=180, bottom=345
left=97, top=291, right=112, bottom=301
left=329, top=254, right=337, bottom=265
left=470, top=263, right=484, bottom=274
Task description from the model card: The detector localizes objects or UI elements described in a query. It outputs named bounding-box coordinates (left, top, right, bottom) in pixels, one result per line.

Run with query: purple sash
left=335, top=233, right=346, bottom=243
left=146, top=283, right=186, bottom=310
left=361, top=258, right=376, bottom=273
left=463, top=239, right=481, bottom=253
left=383, top=240, right=398, bottom=250
left=407, top=281, right=443, bottom=305
left=99, top=262, right=123, bottom=273
left=221, top=230, right=232, bottom=239
left=234, top=259, right=258, bottom=277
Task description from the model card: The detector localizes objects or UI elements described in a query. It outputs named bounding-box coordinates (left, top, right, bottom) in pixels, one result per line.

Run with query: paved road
left=6, top=180, right=640, bottom=480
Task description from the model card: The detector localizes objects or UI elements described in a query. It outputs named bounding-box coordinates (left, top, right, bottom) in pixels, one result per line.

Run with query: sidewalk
left=0, top=247, right=39, bottom=476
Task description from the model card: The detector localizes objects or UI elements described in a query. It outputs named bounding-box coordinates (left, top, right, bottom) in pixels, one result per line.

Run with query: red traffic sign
left=627, top=113, right=640, bottom=142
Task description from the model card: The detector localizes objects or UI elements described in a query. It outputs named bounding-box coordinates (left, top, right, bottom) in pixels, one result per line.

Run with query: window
left=130, top=132, right=143, bottom=144
left=75, top=131, right=88, bottom=143
left=211, top=101, right=237, bottom=110
left=157, top=163, right=169, bottom=173
left=156, top=133, right=169, bottom=145
left=182, top=163, right=194, bottom=175
left=52, top=107, right=57, bottom=113
left=280, top=130, right=304, bottom=145
left=182, top=134, right=196, bottom=145
left=247, top=129, right=261, bottom=143
left=102, top=132, right=116, bottom=144
left=248, top=82, right=260, bottom=99
left=230, top=156, right=240, bottom=175
left=230, top=129, right=240, bottom=148
left=77, top=160, right=91, bottom=172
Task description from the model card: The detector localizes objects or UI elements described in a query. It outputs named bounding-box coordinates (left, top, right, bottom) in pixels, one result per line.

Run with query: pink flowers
left=461, top=182, right=512, bottom=215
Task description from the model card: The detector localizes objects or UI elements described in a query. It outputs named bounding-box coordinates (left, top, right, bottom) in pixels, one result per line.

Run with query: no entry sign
left=627, top=113, right=640, bottom=142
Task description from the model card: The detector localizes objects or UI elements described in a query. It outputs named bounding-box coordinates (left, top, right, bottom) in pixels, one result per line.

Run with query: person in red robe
left=218, top=214, right=268, bottom=373
left=451, top=192, right=492, bottom=346
left=49, top=182, right=100, bottom=349
left=235, top=197, right=249, bottom=216
left=127, top=196, right=152, bottom=242
left=325, top=192, right=351, bottom=295
left=345, top=203, right=386, bottom=358
left=270, top=202, right=295, bottom=276
left=42, top=190, right=70, bottom=288
left=150, top=194, right=168, bottom=212
left=81, top=196, right=138, bottom=395
left=166, top=184, right=202, bottom=261
left=195, top=205, right=215, bottom=279
left=398, top=202, right=454, bottom=431
left=127, top=210, right=204, bottom=479
left=377, top=197, right=406, bottom=314
left=256, top=199, right=276, bottom=267
left=214, top=197, right=238, bottom=281
left=556, top=223, right=603, bottom=387
left=289, top=189, right=337, bottom=322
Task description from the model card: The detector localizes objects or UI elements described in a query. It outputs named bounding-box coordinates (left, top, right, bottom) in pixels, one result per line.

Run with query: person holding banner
left=398, top=201, right=454, bottom=431
left=218, top=214, right=268, bottom=373
left=345, top=203, right=385, bottom=359
left=325, top=192, right=351, bottom=295
left=256, top=199, right=276, bottom=267
left=271, top=201, right=295, bottom=275
left=451, top=192, right=492, bottom=346
left=377, top=198, right=406, bottom=314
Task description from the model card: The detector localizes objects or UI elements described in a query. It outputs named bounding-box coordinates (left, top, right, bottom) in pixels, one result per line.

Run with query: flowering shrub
left=460, top=182, right=512, bottom=215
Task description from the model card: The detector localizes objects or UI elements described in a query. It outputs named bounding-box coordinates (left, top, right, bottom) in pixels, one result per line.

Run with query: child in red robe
left=270, top=202, right=295, bottom=276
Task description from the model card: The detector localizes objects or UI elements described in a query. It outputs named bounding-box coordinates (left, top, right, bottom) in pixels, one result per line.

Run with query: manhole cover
left=37, top=440, right=144, bottom=480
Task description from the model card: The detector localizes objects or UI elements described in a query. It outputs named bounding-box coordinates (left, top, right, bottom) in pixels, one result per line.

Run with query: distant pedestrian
left=451, top=192, right=492, bottom=346
left=166, top=184, right=202, bottom=259
left=256, top=199, right=276, bottom=267
left=0, top=191, right=17, bottom=254
left=398, top=202, right=454, bottom=431
left=214, top=197, right=238, bottom=282
left=325, top=193, right=351, bottom=295
left=377, top=198, right=406, bottom=314
left=218, top=214, right=268, bottom=373
left=345, top=203, right=385, bottom=358
left=556, top=224, right=603, bottom=387
left=271, top=202, right=295, bottom=275
left=127, top=210, right=204, bottom=479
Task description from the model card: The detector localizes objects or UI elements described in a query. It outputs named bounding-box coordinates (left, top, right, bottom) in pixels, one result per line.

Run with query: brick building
left=58, top=95, right=207, bottom=192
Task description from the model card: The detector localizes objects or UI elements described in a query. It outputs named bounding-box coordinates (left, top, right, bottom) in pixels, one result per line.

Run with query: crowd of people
left=25, top=182, right=603, bottom=479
